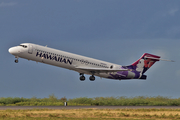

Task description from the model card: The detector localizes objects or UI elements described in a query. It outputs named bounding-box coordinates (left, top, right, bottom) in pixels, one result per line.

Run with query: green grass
left=0, top=95, right=180, bottom=106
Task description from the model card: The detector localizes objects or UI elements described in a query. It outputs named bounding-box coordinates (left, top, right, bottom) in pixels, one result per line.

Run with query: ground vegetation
left=0, top=95, right=180, bottom=106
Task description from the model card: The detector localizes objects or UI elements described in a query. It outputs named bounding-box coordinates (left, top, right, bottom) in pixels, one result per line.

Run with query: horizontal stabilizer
left=145, top=56, right=174, bottom=62
left=159, top=59, right=175, bottom=62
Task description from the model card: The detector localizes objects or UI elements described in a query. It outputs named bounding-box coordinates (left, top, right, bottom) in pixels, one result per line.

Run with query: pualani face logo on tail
left=132, top=53, right=160, bottom=74
left=36, top=52, right=73, bottom=65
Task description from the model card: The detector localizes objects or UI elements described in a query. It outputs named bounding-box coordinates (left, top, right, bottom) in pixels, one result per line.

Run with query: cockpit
left=19, top=44, right=27, bottom=48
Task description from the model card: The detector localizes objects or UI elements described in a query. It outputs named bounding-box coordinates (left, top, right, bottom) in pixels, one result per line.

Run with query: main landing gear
left=79, top=73, right=85, bottom=81
left=89, top=75, right=95, bottom=81
left=89, top=71, right=95, bottom=81
left=79, top=73, right=96, bottom=81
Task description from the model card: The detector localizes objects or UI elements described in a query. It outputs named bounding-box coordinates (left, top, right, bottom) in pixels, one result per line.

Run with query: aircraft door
left=28, top=45, right=33, bottom=54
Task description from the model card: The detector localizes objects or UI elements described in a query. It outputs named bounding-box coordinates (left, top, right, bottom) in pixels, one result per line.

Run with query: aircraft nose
left=8, top=47, right=20, bottom=55
left=9, top=47, right=15, bottom=54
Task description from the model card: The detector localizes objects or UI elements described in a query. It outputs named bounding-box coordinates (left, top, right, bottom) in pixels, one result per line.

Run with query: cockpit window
left=19, top=45, right=27, bottom=48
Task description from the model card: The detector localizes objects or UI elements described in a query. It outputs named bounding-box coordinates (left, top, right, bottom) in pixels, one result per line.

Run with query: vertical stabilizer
left=123, top=53, right=160, bottom=79
left=130, top=53, right=160, bottom=74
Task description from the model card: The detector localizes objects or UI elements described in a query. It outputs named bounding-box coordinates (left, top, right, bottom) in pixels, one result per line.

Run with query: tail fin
left=130, top=53, right=160, bottom=74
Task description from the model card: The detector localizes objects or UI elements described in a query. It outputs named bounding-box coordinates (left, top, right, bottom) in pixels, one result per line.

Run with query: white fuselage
left=9, top=43, right=125, bottom=80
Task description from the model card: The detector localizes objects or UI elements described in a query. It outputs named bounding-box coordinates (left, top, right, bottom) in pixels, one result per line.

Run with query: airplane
left=8, top=43, right=173, bottom=81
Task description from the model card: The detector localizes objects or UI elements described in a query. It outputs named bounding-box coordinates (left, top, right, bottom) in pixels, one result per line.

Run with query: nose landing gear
left=15, top=59, right=18, bottom=63
left=14, top=57, right=19, bottom=63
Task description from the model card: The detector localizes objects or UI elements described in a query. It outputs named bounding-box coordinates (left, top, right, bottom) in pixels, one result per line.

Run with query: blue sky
left=1, top=0, right=180, bottom=99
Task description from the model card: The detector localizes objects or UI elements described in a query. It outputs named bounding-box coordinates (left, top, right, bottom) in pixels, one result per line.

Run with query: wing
left=75, top=67, right=128, bottom=73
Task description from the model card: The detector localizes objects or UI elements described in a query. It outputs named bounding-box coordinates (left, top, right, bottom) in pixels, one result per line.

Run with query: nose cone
left=8, top=47, right=14, bottom=54
left=8, top=47, right=20, bottom=55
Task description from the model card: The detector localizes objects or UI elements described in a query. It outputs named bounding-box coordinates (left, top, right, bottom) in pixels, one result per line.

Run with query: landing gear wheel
left=15, top=59, right=18, bottom=63
left=79, top=73, right=85, bottom=81
left=89, top=75, right=95, bottom=81
left=80, top=76, right=85, bottom=81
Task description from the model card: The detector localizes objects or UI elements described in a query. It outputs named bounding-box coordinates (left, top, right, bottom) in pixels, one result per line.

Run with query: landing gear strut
left=89, top=71, right=95, bottom=81
left=79, top=73, right=85, bottom=81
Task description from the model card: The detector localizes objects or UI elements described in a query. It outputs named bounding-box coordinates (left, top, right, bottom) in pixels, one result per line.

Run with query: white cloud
left=168, top=8, right=178, bottom=16
left=0, top=2, right=17, bottom=7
